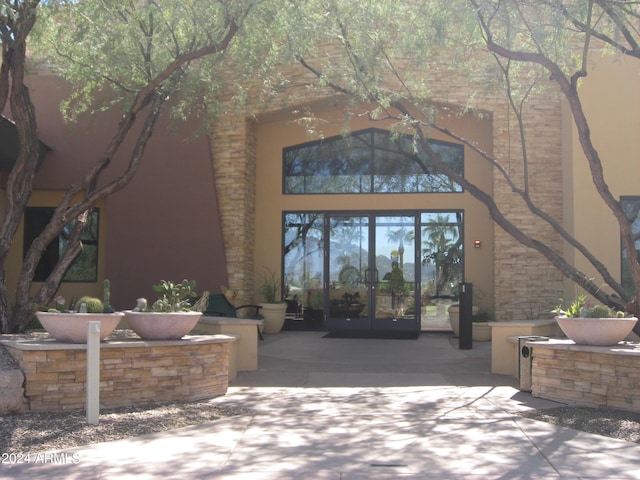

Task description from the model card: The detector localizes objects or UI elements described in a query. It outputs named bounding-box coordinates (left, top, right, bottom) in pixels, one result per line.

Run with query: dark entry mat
left=322, top=331, right=419, bottom=340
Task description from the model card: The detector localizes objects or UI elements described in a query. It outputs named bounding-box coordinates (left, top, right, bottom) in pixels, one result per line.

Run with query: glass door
left=325, top=216, right=370, bottom=331
left=283, top=210, right=463, bottom=335
left=371, top=215, right=419, bottom=334
left=324, top=214, right=419, bottom=335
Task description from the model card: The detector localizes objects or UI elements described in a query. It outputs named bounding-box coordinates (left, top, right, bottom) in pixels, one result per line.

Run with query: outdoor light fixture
left=474, top=240, right=481, bottom=248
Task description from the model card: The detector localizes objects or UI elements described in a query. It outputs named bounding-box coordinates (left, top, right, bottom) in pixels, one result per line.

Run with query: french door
left=325, top=214, right=419, bottom=335
left=283, top=210, right=464, bottom=335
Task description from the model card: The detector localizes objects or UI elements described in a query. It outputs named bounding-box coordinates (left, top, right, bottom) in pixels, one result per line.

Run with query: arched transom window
left=283, top=128, right=464, bottom=194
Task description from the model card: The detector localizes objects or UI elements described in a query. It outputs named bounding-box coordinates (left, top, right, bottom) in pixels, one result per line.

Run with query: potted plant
left=123, top=279, right=205, bottom=340
left=447, top=303, right=480, bottom=337
left=35, top=280, right=124, bottom=343
left=471, top=312, right=492, bottom=342
left=257, top=269, right=287, bottom=334
left=553, top=295, right=638, bottom=346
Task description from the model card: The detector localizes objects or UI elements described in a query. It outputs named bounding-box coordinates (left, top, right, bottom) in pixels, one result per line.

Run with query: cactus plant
left=150, top=279, right=198, bottom=312
left=103, top=279, right=115, bottom=313
left=75, top=296, right=104, bottom=313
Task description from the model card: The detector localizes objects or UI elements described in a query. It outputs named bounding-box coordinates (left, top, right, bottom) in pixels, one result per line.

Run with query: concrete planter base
left=555, top=316, right=638, bottom=346
left=36, top=312, right=124, bottom=343
left=123, top=311, right=203, bottom=340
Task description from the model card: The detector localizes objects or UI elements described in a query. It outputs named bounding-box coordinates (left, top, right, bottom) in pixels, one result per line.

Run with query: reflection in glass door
left=326, top=216, right=370, bottom=331
left=419, top=212, right=464, bottom=330
left=324, top=214, right=419, bottom=335
left=372, top=216, right=417, bottom=334
left=283, top=211, right=463, bottom=335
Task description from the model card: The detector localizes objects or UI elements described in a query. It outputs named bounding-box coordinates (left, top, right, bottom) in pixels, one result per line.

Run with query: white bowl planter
left=36, top=311, right=124, bottom=343
left=259, top=303, right=287, bottom=334
left=123, top=311, right=202, bottom=340
left=555, top=316, right=638, bottom=346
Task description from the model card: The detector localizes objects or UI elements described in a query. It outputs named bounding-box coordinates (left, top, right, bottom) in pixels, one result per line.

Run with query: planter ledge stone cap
left=524, top=338, right=640, bottom=356
left=0, top=334, right=237, bottom=351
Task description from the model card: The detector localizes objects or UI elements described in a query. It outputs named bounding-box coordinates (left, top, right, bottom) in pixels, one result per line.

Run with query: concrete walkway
left=3, top=331, right=640, bottom=479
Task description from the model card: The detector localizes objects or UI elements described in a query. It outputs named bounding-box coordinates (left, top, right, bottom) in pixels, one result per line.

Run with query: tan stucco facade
left=564, top=54, right=640, bottom=299
left=253, top=102, right=495, bottom=313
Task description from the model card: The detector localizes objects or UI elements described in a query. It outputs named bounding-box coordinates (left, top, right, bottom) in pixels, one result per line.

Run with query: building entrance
left=283, top=211, right=464, bottom=335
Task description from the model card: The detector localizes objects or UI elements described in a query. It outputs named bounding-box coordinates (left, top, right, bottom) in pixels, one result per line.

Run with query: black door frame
left=323, top=211, right=421, bottom=335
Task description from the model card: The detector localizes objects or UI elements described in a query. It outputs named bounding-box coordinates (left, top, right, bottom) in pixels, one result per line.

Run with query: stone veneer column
left=490, top=91, right=564, bottom=320
left=209, top=115, right=258, bottom=306
left=422, top=73, right=564, bottom=321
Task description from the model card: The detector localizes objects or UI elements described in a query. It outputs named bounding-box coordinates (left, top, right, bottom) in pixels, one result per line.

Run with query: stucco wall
left=253, top=101, right=496, bottom=314
left=567, top=53, right=640, bottom=299
left=6, top=75, right=228, bottom=310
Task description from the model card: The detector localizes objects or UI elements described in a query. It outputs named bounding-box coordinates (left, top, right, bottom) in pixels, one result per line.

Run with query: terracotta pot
left=555, top=316, right=638, bottom=346
left=258, top=303, right=287, bottom=334
left=36, top=311, right=124, bottom=343
left=123, top=311, right=202, bottom=340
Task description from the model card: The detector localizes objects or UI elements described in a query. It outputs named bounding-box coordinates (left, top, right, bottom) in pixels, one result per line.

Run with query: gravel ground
left=521, top=406, right=640, bottom=443
left=0, top=400, right=247, bottom=454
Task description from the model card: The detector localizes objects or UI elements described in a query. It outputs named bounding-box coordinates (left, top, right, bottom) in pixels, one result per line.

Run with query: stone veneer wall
left=531, top=342, right=640, bottom=413
left=210, top=49, right=565, bottom=319
left=210, top=116, right=258, bottom=306
left=3, top=337, right=232, bottom=413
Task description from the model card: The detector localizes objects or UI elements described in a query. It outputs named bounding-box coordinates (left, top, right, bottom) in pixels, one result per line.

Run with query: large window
left=622, top=196, right=640, bottom=296
left=283, top=129, right=463, bottom=194
left=24, top=207, right=100, bottom=282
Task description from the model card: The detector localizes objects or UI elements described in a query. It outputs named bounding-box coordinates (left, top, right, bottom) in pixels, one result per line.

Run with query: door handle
left=364, top=268, right=379, bottom=285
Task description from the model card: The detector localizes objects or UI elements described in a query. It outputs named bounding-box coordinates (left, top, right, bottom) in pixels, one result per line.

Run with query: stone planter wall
left=0, top=335, right=236, bottom=413
left=530, top=340, right=640, bottom=413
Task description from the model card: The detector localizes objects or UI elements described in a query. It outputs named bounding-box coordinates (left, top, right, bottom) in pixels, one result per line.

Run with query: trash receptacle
left=518, top=336, right=549, bottom=391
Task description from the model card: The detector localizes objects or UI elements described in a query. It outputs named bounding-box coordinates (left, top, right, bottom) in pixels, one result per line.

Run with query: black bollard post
left=459, top=282, right=473, bottom=350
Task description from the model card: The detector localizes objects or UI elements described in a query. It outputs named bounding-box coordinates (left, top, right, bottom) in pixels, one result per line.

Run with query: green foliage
left=32, top=0, right=299, bottom=124
left=75, top=296, right=104, bottom=313
left=258, top=269, right=282, bottom=303
left=151, top=279, right=197, bottom=312
left=555, top=295, right=630, bottom=318
left=561, top=295, right=586, bottom=318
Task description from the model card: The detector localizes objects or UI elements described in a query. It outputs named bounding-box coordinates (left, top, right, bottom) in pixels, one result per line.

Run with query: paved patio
left=3, top=331, right=640, bottom=479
